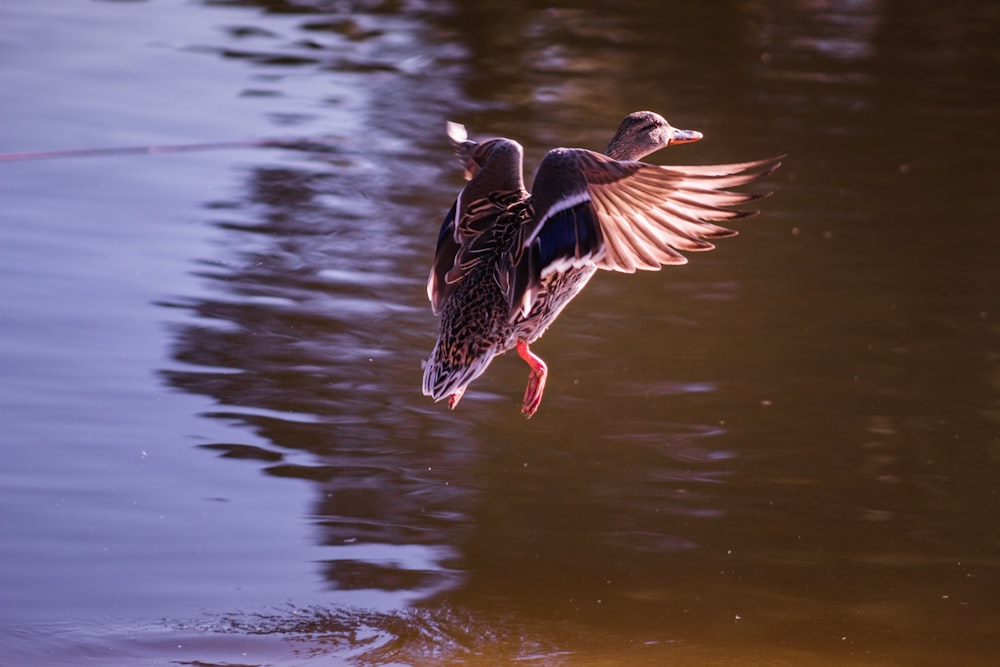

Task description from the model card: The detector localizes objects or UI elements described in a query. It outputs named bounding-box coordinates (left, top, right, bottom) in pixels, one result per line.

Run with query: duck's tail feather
left=422, top=338, right=499, bottom=405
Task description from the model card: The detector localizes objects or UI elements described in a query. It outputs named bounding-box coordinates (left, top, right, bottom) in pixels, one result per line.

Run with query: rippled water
left=2, top=0, right=999, bottom=664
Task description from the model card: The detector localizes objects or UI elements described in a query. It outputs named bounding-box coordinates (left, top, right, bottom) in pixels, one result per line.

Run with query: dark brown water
left=2, top=0, right=998, bottom=664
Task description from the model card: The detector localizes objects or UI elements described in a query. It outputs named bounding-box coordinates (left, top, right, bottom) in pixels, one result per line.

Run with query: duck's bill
left=670, top=128, right=704, bottom=144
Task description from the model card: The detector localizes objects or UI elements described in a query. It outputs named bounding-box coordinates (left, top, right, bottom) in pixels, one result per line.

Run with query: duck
left=422, top=111, right=781, bottom=418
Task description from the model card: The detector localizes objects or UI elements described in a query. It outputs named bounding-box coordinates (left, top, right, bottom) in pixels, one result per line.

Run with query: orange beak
left=670, top=128, right=704, bottom=145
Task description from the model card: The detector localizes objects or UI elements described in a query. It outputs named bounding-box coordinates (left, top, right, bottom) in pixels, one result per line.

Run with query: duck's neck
left=606, top=138, right=665, bottom=161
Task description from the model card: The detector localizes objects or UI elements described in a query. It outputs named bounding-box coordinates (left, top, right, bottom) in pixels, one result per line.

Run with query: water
left=1, top=0, right=998, bottom=664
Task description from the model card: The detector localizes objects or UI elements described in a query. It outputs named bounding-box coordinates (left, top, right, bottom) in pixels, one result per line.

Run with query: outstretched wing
left=506, top=149, right=782, bottom=317
left=427, top=128, right=527, bottom=315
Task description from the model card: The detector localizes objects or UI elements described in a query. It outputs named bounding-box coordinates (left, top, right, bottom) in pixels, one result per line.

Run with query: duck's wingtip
left=446, top=121, right=468, bottom=143
left=766, top=154, right=788, bottom=173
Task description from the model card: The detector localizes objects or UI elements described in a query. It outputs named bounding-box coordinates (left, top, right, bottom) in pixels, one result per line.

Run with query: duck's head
left=605, top=111, right=702, bottom=161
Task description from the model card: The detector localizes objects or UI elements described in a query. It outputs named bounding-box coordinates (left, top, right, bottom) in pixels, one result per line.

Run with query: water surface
left=1, top=0, right=998, bottom=664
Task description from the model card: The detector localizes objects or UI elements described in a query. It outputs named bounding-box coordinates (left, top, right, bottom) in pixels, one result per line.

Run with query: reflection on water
left=160, top=148, right=477, bottom=604
left=2, top=0, right=1000, bottom=663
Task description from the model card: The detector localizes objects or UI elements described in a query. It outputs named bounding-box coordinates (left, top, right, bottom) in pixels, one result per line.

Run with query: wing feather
left=427, top=134, right=527, bottom=313
left=508, top=149, right=782, bottom=312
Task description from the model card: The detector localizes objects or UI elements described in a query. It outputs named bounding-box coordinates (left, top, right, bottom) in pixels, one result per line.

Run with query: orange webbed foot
left=448, top=387, right=465, bottom=410
left=516, top=340, right=548, bottom=419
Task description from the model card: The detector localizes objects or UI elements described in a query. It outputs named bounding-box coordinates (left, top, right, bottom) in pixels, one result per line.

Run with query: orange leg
left=516, top=339, right=548, bottom=418
left=448, top=386, right=465, bottom=410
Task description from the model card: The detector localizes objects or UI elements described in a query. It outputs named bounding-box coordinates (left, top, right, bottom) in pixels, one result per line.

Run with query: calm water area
left=1, top=0, right=998, bottom=664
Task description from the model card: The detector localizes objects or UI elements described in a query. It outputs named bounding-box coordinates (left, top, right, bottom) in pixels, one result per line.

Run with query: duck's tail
left=422, top=336, right=499, bottom=408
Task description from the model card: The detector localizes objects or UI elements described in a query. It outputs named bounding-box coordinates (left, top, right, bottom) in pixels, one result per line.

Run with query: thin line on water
left=0, top=139, right=308, bottom=162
